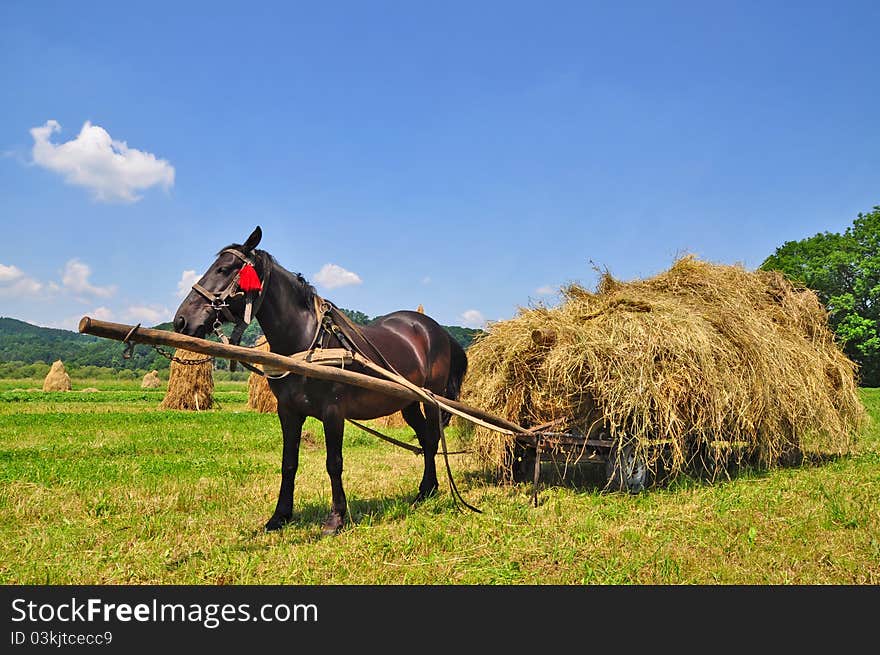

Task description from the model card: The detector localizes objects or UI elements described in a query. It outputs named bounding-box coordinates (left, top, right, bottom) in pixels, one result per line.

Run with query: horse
left=172, top=226, right=468, bottom=535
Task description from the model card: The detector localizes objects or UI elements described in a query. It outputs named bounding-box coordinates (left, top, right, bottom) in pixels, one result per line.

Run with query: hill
left=0, top=317, right=172, bottom=373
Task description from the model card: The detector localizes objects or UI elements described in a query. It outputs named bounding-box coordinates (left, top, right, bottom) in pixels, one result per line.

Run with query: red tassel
left=238, top=263, right=262, bottom=292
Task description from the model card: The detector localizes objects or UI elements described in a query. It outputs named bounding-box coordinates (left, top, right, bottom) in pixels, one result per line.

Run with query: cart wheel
left=605, top=442, right=647, bottom=493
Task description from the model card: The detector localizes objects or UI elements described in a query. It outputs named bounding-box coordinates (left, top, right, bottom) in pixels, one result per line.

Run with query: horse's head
left=173, top=226, right=265, bottom=339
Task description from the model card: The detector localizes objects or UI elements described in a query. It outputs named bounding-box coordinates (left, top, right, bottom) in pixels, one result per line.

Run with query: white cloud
left=535, top=285, right=556, bottom=295
left=460, top=309, right=486, bottom=328
left=61, top=259, right=116, bottom=299
left=123, top=305, right=170, bottom=325
left=51, top=306, right=116, bottom=331
left=0, top=263, right=44, bottom=297
left=0, top=264, right=24, bottom=282
left=176, top=269, right=199, bottom=298
left=30, top=120, right=175, bottom=203
left=313, top=263, right=363, bottom=289
left=91, top=306, right=115, bottom=321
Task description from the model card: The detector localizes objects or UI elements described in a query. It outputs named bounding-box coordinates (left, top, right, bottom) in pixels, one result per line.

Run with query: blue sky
left=1, top=1, right=878, bottom=331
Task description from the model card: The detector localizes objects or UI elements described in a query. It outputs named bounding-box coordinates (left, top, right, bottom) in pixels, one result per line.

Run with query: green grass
left=1, top=379, right=878, bottom=584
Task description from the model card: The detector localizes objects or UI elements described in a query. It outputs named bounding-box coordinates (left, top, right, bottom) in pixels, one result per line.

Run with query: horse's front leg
left=265, top=405, right=305, bottom=531
left=321, top=406, right=347, bottom=536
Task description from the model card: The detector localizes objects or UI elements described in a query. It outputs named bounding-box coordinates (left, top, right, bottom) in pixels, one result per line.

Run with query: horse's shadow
left=233, top=489, right=458, bottom=548
left=458, top=449, right=849, bottom=498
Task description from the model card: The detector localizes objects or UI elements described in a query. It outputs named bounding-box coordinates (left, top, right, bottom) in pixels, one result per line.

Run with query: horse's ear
left=243, top=226, right=262, bottom=253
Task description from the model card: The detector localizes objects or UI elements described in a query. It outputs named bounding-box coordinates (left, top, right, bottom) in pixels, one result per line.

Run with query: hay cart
left=77, top=317, right=649, bottom=500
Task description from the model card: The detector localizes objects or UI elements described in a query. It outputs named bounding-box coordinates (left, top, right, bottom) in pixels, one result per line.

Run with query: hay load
left=160, top=349, right=214, bottom=410
left=42, top=360, right=71, bottom=391
left=247, top=336, right=277, bottom=413
left=461, top=256, right=865, bottom=482
left=141, top=370, right=162, bottom=389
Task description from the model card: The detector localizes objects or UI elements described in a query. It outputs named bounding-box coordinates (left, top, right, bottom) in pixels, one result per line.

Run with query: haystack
left=160, top=349, right=214, bottom=410
left=141, top=370, right=162, bottom=389
left=42, top=360, right=71, bottom=391
left=461, top=256, right=865, bottom=483
left=247, top=337, right=277, bottom=413
left=377, top=411, right=408, bottom=428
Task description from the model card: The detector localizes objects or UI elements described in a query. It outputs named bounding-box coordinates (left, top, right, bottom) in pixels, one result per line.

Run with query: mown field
left=1, top=377, right=878, bottom=584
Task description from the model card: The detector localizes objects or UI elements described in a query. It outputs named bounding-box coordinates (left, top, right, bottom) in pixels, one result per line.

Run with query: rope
left=347, top=419, right=424, bottom=455
left=347, top=419, right=469, bottom=456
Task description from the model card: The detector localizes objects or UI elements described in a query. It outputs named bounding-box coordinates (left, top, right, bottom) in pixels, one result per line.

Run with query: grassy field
left=1, top=377, right=878, bottom=584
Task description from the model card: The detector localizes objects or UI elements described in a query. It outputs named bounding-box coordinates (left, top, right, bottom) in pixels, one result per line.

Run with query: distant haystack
left=160, top=349, right=214, bottom=410
left=247, top=337, right=277, bottom=413
left=141, top=370, right=162, bottom=389
left=417, top=304, right=425, bottom=314
left=42, top=360, right=71, bottom=391
left=378, top=411, right=408, bottom=428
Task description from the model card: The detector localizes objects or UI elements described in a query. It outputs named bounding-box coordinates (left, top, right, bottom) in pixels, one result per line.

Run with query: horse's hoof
left=265, top=514, right=291, bottom=532
left=415, top=487, right=438, bottom=503
left=321, top=513, right=344, bottom=536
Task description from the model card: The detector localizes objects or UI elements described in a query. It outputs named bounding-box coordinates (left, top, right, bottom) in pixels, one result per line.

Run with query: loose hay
left=160, top=349, right=214, bottom=411
left=42, top=360, right=71, bottom=391
left=461, top=256, right=866, bottom=483
left=247, top=337, right=277, bottom=413
left=141, top=370, right=162, bottom=389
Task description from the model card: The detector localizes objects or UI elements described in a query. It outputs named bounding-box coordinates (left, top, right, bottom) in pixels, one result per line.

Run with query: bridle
left=190, top=248, right=271, bottom=352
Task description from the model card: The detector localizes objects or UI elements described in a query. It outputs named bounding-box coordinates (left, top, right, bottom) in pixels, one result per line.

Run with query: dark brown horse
left=173, top=227, right=468, bottom=535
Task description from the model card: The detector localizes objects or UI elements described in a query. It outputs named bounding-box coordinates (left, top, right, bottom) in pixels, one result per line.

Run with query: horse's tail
left=441, top=335, right=468, bottom=427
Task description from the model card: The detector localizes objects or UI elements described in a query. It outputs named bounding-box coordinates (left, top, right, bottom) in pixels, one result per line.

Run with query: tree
left=340, top=308, right=371, bottom=326
left=760, top=206, right=880, bottom=386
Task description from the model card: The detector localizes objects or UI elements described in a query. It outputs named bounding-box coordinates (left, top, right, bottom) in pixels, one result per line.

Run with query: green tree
left=340, top=308, right=371, bottom=326
left=761, top=206, right=880, bottom=386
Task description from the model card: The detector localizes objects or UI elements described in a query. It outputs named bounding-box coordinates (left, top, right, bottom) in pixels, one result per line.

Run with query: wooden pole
left=77, top=316, right=525, bottom=434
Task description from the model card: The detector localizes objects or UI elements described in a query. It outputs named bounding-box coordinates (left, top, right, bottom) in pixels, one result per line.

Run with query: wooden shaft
left=77, top=316, right=524, bottom=434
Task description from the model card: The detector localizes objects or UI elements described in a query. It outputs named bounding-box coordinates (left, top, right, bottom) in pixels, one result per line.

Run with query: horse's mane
left=218, top=243, right=317, bottom=305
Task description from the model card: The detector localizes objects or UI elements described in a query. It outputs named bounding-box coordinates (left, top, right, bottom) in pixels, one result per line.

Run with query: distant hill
left=0, top=312, right=484, bottom=372
left=0, top=317, right=173, bottom=372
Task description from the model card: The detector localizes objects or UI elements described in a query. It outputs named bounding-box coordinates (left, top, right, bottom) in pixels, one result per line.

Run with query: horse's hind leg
left=321, top=407, right=347, bottom=536
left=403, top=402, right=439, bottom=500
